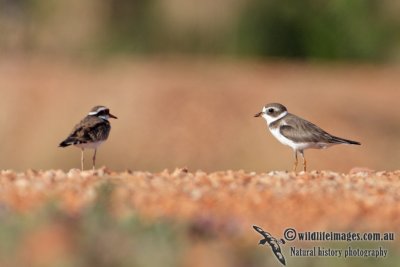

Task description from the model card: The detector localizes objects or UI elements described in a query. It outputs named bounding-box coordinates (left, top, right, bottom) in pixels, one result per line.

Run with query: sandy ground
left=1, top=168, right=399, bottom=267
left=1, top=168, right=399, bottom=233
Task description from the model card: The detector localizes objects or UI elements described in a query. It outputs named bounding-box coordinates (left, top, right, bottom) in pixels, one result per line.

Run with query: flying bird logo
left=253, top=225, right=286, bottom=266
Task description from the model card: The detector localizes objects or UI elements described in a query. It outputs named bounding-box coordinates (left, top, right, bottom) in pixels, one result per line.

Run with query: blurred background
left=1, top=2, right=400, bottom=267
left=1, top=0, right=400, bottom=172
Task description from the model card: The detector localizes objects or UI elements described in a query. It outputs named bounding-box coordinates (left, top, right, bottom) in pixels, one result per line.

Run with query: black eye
left=268, top=108, right=274, bottom=113
left=98, top=110, right=108, bottom=116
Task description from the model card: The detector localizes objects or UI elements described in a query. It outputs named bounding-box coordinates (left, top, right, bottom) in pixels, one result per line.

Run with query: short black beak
left=109, top=113, right=118, bottom=119
left=254, top=112, right=263, bottom=117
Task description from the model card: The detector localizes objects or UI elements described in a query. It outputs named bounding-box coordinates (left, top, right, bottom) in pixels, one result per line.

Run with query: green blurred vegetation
left=1, top=0, right=399, bottom=61
left=234, top=0, right=399, bottom=60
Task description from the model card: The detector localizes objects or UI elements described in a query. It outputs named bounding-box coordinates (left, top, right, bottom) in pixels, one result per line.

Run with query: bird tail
left=59, top=138, right=75, bottom=147
left=331, top=136, right=361, bottom=145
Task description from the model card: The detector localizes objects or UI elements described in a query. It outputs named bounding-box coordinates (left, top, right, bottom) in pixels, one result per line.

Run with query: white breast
left=269, top=126, right=318, bottom=151
left=269, top=127, right=333, bottom=151
left=270, top=127, right=296, bottom=148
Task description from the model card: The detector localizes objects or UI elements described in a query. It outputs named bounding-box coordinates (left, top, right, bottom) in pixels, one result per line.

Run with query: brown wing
left=279, top=114, right=337, bottom=144
left=68, top=116, right=111, bottom=143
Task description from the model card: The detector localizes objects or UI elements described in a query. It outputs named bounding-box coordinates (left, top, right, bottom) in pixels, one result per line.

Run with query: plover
left=59, top=105, right=117, bottom=170
left=255, top=103, right=360, bottom=171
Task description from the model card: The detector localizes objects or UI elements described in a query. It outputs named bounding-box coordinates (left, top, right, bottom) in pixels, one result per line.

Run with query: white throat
left=262, top=111, right=288, bottom=126
left=99, top=115, right=109, bottom=120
